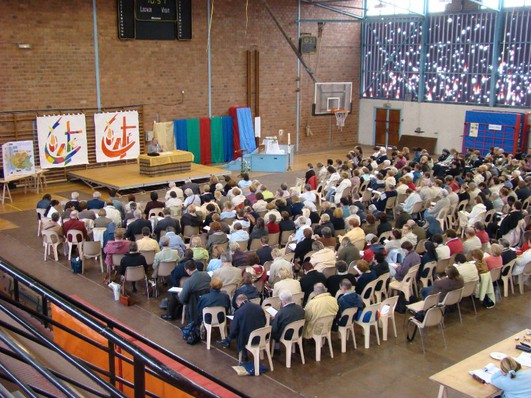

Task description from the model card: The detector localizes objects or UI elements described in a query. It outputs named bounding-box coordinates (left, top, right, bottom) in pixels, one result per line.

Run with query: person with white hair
left=300, top=184, right=317, bottom=203
left=182, top=188, right=200, bottom=212
left=271, top=289, right=305, bottom=344
left=152, top=236, right=180, bottom=278
left=400, top=188, right=423, bottom=214
left=273, top=268, right=301, bottom=297
left=70, top=191, right=81, bottom=211
left=302, top=282, right=338, bottom=339
left=424, top=188, right=451, bottom=218
left=309, top=241, right=336, bottom=273
left=292, top=216, right=312, bottom=243
left=87, top=191, right=105, bottom=210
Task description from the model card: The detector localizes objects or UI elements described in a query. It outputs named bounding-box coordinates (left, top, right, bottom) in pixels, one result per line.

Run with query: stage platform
left=67, top=163, right=227, bottom=193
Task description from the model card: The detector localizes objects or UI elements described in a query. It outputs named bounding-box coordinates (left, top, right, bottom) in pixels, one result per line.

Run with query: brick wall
left=0, top=0, right=361, bottom=153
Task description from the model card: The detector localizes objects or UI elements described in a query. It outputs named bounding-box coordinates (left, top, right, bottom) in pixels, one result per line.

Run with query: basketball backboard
left=312, top=82, right=352, bottom=116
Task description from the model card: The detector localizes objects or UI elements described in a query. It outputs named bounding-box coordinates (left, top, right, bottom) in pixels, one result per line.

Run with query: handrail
left=0, top=257, right=246, bottom=398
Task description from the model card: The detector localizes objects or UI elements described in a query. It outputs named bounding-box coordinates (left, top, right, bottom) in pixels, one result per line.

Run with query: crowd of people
left=36, top=144, right=531, bottom=395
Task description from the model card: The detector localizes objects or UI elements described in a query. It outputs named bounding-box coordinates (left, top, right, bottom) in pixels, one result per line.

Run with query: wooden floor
left=67, top=162, right=227, bottom=192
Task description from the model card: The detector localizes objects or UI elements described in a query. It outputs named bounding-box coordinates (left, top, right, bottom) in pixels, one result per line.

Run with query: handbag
left=119, top=294, right=134, bottom=306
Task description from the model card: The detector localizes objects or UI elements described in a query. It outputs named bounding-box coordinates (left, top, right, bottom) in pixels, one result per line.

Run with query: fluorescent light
left=16, top=43, right=32, bottom=49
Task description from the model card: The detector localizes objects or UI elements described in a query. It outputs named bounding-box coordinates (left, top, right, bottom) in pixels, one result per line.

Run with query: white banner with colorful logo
left=2, top=140, right=35, bottom=178
left=94, top=111, right=140, bottom=162
left=36, top=114, right=88, bottom=169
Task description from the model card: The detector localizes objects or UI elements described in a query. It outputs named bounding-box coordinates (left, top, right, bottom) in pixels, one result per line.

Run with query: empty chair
left=461, top=280, right=479, bottom=315
left=500, top=259, right=516, bottom=297
left=354, top=303, right=381, bottom=349
left=239, top=326, right=274, bottom=376
left=66, top=229, right=85, bottom=260
left=408, top=306, right=446, bottom=354
left=275, top=319, right=305, bottom=368
left=378, top=295, right=399, bottom=341
left=202, top=306, right=227, bottom=350
left=518, top=262, right=531, bottom=294
left=440, top=287, right=464, bottom=324
left=311, top=315, right=335, bottom=361
left=121, top=265, right=149, bottom=298
left=418, top=261, right=437, bottom=289
left=42, top=230, right=63, bottom=261
left=80, top=241, right=104, bottom=274
left=337, top=307, right=358, bottom=353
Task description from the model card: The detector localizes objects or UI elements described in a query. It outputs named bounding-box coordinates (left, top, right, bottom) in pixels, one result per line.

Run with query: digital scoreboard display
left=136, top=0, right=177, bottom=21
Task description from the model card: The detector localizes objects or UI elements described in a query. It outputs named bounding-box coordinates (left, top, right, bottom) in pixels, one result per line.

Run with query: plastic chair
left=407, top=292, right=441, bottom=316
left=183, top=225, right=200, bottom=241
left=148, top=207, right=164, bottom=219
left=202, top=306, right=227, bottom=350
left=360, top=278, right=378, bottom=306
left=354, top=303, right=380, bottom=349
left=249, top=238, right=262, bottom=251
left=461, top=280, right=478, bottom=315
left=121, top=265, right=149, bottom=298
left=111, top=253, right=126, bottom=274
left=440, top=287, right=464, bottom=324
left=321, top=267, right=337, bottom=279
left=311, top=315, right=335, bottom=361
left=500, top=259, right=516, bottom=297
left=139, top=250, right=155, bottom=267
left=66, top=229, right=85, bottom=260
left=435, top=258, right=450, bottom=275
left=268, top=232, right=280, bottom=246
left=280, top=230, right=294, bottom=247
left=490, top=267, right=502, bottom=295
left=42, top=230, right=63, bottom=261
left=378, top=295, right=399, bottom=341
left=80, top=241, right=104, bottom=274
left=388, top=265, right=419, bottom=302
left=276, top=319, right=305, bottom=368
left=518, top=262, right=531, bottom=294
left=373, top=273, right=390, bottom=303
left=36, top=208, right=47, bottom=236
left=262, top=296, right=281, bottom=311
left=409, top=305, right=446, bottom=354
left=419, top=261, right=437, bottom=289
left=221, top=283, right=238, bottom=299
left=292, top=292, right=304, bottom=306
left=155, top=260, right=177, bottom=297
left=236, top=240, right=249, bottom=252
left=239, top=326, right=274, bottom=376
left=337, top=307, right=358, bottom=353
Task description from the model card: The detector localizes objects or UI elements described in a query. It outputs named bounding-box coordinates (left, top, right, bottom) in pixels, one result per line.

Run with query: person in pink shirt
left=103, top=228, right=131, bottom=282
left=474, top=222, right=490, bottom=244
left=484, top=244, right=503, bottom=271
left=445, top=229, right=464, bottom=256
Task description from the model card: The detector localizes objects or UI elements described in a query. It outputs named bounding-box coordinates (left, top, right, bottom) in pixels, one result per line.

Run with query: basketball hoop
left=332, top=109, right=349, bottom=131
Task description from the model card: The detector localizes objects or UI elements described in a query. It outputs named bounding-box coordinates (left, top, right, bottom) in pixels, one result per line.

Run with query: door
left=374, top=108, right=400, bottom=148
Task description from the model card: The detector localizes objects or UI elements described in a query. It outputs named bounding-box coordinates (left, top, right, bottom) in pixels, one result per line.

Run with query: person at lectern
left=147, top=138, right=163, bottom=153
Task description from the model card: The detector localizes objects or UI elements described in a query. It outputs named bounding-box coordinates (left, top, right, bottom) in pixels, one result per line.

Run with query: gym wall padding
left=210, top=117, right=224, bottom=164
left=174, top=119, right=188, bottom=151
left=186, top=118, right=201, bottom=164
left=199, top=118, right=212, bottom=165
left=222, top=116, right=234, bottom=162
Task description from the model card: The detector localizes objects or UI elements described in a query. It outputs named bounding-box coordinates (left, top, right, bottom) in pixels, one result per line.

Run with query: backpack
left=71, top=257, right=82, bottom=274
left=182, top=322, right=201, bottom=345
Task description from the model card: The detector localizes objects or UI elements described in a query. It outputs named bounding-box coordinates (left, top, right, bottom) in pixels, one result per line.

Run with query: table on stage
left=0, top=167, right=48, bottom=204
left=138, top=150, right=194, bottom=177
left=430, top=329, right=530, bottom=398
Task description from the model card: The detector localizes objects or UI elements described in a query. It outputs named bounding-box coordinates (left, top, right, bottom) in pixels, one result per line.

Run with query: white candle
left=288, top=133, right=291, bottom=146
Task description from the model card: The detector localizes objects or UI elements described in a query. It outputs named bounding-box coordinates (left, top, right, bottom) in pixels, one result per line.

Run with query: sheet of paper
left=266, top=307, right=278, bottom=317
left=227, top=315, right=234, bottom=320
left=515, top=352, right=531, bottom=367
left=168, top=287, right=183, bottom=293
left=468, top=363, right=500, bottom=384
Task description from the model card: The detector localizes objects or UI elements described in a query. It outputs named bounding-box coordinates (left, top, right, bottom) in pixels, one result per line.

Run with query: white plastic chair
left=276, top=319, right=305, bottom=368
left=239, top=326, right=274, bottom=376
left=42, top=230, right=63, bottom=261
left=409, top=305, right=446, bottom=354
left=378, top=295, right=399, bottom=341
left=388, top=265, right=419, bottom=302
left=360, top=278, right=378, bottom=306
left=373, top=273, right=390, bottom=303
left=419, top=261, right=437, bottom=289
left=311, top=315, right=335, bottom=362
left=337, top=307, right=358, bottom=353
left=202, top=306, right=227, bottom=350
left=518, top=262, right=531, bottom=294
left=354, top=303, right=380, bottom=349
left=440, top=287, right=464, bottom=324
left=80, top=241, right=104, bottom=274
left=66, top=229, right=85, bottom=260
left=36, top=208, right=47, bottom=236
left=500, top=259, right=516, bottom=297
left=407, top=292, right=441, bottom=316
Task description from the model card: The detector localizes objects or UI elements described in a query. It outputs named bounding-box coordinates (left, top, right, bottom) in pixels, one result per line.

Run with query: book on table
left=469, top=363, right=500, bottom=384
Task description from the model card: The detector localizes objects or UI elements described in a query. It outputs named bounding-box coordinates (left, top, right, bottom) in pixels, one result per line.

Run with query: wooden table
left=138, top=150, right=194, bottom=177
left=0, top=168, right=48, bottom=204
left=430, top=329, right=530, bottom=398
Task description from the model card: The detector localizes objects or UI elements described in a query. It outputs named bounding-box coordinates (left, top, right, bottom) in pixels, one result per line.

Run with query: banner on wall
left=94, top=111, right=140, bottom=162
left=2, top=140, right=35, bottom=179
left=36, top=114, right=88, bottom=169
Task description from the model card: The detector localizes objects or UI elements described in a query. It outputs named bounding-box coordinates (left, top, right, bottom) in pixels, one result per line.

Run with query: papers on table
left=265, top=307, right=278, bottom=317
left=469, top=363, right=500, bottom=384
left=168, top=287, right=183, bottom=293
left=515, top=352, right=531, bottom=367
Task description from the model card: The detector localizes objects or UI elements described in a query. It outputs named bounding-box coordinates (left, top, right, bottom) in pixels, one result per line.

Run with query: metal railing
left=0, top=257, right=246, bottom=398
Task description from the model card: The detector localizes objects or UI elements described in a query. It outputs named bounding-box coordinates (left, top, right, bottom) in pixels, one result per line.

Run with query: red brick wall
left=0, top=0, right=361, bottom=152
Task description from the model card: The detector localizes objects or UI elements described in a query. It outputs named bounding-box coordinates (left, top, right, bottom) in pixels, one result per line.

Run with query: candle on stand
left=288, top=133, right=291, bottom=146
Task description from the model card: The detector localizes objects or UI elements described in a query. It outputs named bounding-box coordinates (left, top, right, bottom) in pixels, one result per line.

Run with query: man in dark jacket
left=335, top=279, right=364, bottom=329
left=256, top=235, right=273, bottom=265
left=125, top=210, right=152, bottom=240
left=271, top=290, right=305, bottom=343
left=217, top=294, right=266, bottom=362
left=299, top=263, right=327, bottom=305
left=154, top=208, right=181, bottom=239
left=118, top=242, right=148, bottom=293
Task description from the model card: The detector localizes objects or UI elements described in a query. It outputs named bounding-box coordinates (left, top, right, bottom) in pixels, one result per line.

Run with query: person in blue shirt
left=491, top=356, right=531, bottom=398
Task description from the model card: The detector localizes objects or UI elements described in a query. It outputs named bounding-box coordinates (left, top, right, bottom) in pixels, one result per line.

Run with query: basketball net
left=332, top=109, right=349, bottom=131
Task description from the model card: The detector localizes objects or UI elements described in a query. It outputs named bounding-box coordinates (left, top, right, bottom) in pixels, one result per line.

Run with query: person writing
left=491, top=357, right=531, bottom=398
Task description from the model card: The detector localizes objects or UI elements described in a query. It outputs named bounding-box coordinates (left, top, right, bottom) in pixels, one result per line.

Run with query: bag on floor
left=182, top=322, right=201, bottom=345
left=71, top=257, right=82, bottom=274
left=482, top=295, right=495, bottom=309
